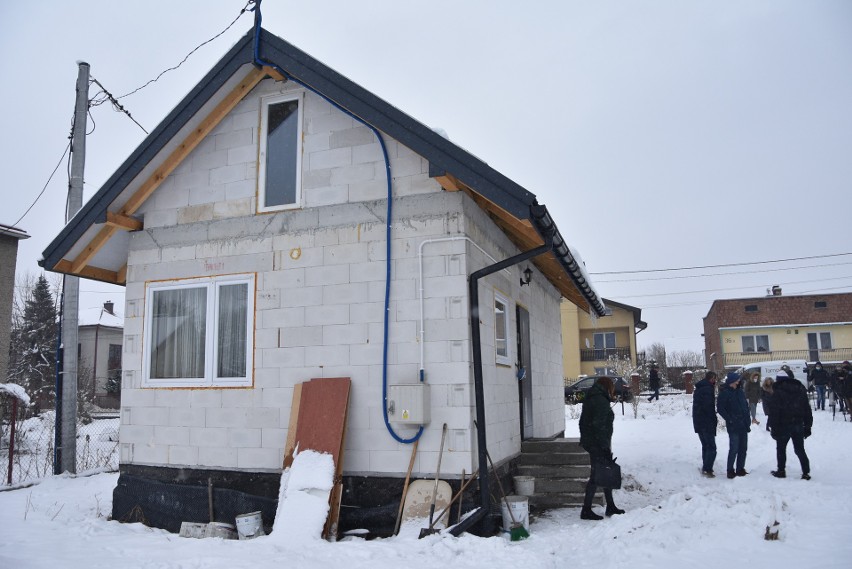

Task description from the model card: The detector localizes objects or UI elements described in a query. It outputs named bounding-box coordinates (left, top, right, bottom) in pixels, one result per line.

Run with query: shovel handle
left=427, top=423, right=448, bottom=526
left=428, top=469, right=479, bottom=530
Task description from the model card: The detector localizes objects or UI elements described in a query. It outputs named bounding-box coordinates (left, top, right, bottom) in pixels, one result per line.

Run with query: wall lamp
left=520, top=266, right=533, bottom=287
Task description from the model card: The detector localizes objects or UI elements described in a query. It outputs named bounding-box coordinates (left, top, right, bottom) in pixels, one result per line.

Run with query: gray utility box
left=387, top=384, right=430, bottom=425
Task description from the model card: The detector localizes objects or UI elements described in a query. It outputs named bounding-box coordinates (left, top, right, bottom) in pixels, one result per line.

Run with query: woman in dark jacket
left=717, top=372, right=751, bottom=479
left=744, top=373, right=762, bottom=425
left=692, top=371, right=718, bottom=477
left=579, top=376, right=625, bottom=520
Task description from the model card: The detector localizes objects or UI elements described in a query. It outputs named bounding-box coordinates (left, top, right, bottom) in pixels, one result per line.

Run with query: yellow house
left=562, top=298, right=647, bottom=379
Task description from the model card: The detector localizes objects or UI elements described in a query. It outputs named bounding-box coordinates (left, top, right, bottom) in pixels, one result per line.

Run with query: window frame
left=494, top=291, right=511, bottom=366
left=741, top=334, right=770, bottom=353
left=142, top=274, right=255, bottom=388
left=257, top=92, right=304, bottom=213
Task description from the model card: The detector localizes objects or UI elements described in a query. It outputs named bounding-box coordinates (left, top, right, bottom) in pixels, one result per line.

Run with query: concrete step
left=532, top=477, right=588, bottom=494
left=516, top=451, right=588, bottom=466
left=528, top=492, right=599, bottom=510
left=516, top=464, right=589, bottom=479
left=521, top=438, right=582, bottom=454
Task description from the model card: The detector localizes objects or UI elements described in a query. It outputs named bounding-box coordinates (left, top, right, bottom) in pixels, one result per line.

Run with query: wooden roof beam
left=105, top=212, right=143, bottom=231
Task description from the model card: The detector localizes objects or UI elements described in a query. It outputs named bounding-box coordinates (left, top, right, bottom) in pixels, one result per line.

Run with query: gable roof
left=39, top=27, right=606, bottom=316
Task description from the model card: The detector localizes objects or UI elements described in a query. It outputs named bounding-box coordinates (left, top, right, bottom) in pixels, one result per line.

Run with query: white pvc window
left=494, top=292, right=511, bottom=366
left=143, top=274, right=255, bottom=387
left=258, top=93, right=303, bottom=212
left=741, top=334, right=769, bottom=353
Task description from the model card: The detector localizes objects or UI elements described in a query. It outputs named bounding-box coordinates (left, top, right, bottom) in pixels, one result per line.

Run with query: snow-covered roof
left=78, top=305, right=124, bottom=328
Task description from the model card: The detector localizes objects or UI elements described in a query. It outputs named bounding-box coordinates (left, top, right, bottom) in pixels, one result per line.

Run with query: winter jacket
left=761, top=387, right=773, bottom=416
left=809, top=364, right=829, bottom=386
left=831, top=367, right=851, bottom=398
left=649, top=368, right=661, bottom=390
left=579, top=382, right=614, bottom=454
left=692, top=378, right=717, bottom=433
left=768, top=376, right=813, bottom=431
left=717, top=383, right=751, bottom=434
left=744, top=378, right=762, bottom=405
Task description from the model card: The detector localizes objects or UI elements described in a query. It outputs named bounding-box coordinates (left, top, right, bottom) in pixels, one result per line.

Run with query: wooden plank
left=283, top=382, right=303, bottom=469
left=117, top=264, right=128, bottom=285
left=71, top=225, right=118, bottom=274
left=435, top=173, right=463, bottom=192
left=262, top=65, right=286, bottom=81
left=105, top=212, right=143, bottom=231
left=53, top=260, right=119, bottom=284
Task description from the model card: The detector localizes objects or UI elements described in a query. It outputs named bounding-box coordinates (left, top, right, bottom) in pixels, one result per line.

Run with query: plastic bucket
left=513, top=475, right=535, bottom=496
left=500, top=495, right=530, bottom=533
left=205, top=522, right=238, bottom=540
left=235, top=511, right=265, bottom=540
left=179, top=522, right=207, bottom=539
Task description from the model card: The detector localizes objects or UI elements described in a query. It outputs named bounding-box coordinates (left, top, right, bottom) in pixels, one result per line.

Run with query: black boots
left=580, top=507, right=603, bottom=520
left=605, top=505, right=626, bottom=516
left=771, top=470, right=786, bottom=478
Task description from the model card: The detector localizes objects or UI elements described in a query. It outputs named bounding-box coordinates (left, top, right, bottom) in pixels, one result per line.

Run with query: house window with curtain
left=593, top=332, right=616, bottom=360
left=143, top=274, right=255, bottom=387
left=258, top=93, right=303, bottom=212
left=494, top=292, right=511, bottom=366
left=741, top=334, right=769, bottom=353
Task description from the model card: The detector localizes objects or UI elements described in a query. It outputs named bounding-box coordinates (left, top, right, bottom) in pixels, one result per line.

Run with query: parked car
left=564, top=375, right=633, bottom=404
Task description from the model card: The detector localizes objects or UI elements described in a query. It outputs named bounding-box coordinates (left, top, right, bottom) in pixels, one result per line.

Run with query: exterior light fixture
left=520, top=266, right=532, bottom=287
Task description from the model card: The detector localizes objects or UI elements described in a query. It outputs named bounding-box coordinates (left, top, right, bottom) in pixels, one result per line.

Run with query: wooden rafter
left=105, top=212, right=143, bottom=231
left=66, top=66, right=269, bottom=276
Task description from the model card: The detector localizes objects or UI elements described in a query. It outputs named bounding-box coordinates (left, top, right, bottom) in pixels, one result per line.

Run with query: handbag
left=592, top=455, right=622, bottom=489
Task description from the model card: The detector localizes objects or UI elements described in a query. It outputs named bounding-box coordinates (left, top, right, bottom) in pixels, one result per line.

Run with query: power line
left=590, top=252, right=852, bottom=275
left=116, top=2, right=252, bottom=100
left=12, top=141, right=72, bottom=227
left=593, top=260, right=852, bottom=283
left=89, top=76, right=148, bottom=134
left=611, top=274, right=852, bottom=300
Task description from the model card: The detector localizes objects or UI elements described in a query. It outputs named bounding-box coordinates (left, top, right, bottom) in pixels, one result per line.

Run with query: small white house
left=41, top=25, right=606, bottom=536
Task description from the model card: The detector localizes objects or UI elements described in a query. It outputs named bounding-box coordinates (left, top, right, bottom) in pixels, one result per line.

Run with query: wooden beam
left=105, top=212, right=143, bottom=231
left=262, top=65, right=286, bottom=82
left=71, top=225, right=119, bottom=274
left=435, top=172, right=463, bottom=192
left=54, top=260, right=119, bottom=284
left=117, top=264, right=128, bottom=285
left=121, top=66, right=267, bottom=216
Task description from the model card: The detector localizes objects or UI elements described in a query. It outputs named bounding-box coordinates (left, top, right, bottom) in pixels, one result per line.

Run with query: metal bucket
left=235, top=511, right=265, bottom=540
left=205, top=522, right=238, bottom=540
left=513, top=475, right=535, bottom=496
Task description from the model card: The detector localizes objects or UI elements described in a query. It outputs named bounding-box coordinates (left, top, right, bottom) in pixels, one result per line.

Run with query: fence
left=1, top=392, right=119, bottom=486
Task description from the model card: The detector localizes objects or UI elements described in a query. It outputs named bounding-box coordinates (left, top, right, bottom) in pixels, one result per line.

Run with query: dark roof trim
left=601, top=298, right=647, bottom=331
left=0, top=223, right=30, bottom=240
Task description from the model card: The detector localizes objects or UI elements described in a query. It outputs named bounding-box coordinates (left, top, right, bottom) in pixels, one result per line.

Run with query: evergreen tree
left=9, top=275, right=58, bottom=411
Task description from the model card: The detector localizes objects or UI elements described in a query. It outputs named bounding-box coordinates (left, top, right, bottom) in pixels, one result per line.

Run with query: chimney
left=771, top=286, right=782, bottom=296
left=104, top=300, right=114, bottom=315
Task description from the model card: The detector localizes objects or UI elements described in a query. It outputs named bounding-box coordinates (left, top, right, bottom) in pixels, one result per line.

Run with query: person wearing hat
left=768, top=371, right=813, bottom=480
left=809, top=361, right=830, bottom=411
left=717, top=372, right=750, bottom=479
left=692, top=371, right=718, bottom=477
left=648, top=361, right=661, bottom=402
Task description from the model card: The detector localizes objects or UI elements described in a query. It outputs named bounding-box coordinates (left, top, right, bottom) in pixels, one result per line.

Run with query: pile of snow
left=0, top=383, right=30, bottom=406
left=1, top=395, right=850, bottom=569
left=268, top=449, right=334, bottom=543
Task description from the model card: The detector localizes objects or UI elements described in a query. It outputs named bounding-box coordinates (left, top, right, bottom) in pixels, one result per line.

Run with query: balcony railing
left=580, top=346, right=632, bottom=362
left=722, top=348, right=852, bottom=368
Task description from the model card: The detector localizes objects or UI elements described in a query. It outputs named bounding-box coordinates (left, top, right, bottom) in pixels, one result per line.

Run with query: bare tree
left=668, top=350, right=705, bottom=369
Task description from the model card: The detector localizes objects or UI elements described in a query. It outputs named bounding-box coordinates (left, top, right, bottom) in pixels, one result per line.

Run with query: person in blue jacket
left=692, top=371, right=718, bottom=477
left=717, top=372, right=751, bottom=479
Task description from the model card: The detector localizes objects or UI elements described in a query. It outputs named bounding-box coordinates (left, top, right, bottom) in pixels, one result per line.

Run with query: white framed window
left=494, top=292, right=511, bottom=366
left=593, top=332, right=616, bottom=360
left=741, top=334, right=769, bottom=353
left=143, top=274, right=255, bottom=388
left=258, top=93, right=303, bottom=213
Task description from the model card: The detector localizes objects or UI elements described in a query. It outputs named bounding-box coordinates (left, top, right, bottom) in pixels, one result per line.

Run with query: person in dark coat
left=648, top=362, right=661, bottom=402
left=579, top=376, right=624, bottom=520
left=809, top=361, right=830, bottom=411
left=830, top=361, right=850, bottom=412
left=761, top=377, right=774, bottom=432
left=768, top=371, right=813, bottom=480
left=744, top=372, right=762, bottom=425
left=717, top=372, right=750, bottom=479
left=692, top=371, right=718, bottom=477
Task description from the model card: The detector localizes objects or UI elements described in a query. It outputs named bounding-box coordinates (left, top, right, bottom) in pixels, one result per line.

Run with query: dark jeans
left=648, top=387, right=659, bottom=401
left=583, top=451, right=616, bottom=509
left=726, top=430, right=748, bottom=473
left=815, top=385, right=826, bottom=410
left=775, top=425, right=810, bottom=474
left=696, top=429, right=716, bottom=472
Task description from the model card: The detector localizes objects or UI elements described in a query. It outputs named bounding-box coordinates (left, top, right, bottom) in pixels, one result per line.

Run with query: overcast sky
left=2, top=0, right=851, bottom=356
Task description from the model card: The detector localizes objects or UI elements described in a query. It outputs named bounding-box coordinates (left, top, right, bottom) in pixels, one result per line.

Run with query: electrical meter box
left=387, top=384, right=430, bottom=425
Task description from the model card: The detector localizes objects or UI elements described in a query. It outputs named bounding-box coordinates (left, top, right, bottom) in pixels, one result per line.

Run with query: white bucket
left=205, top=522, right=238, bottom=540
left=179, top=522, right=208, bottom=539
left=513, top=475, right=535, bottom=496
left=500, top=495, right=530, bottom=533
left=235, top=511, right=265, bottom=540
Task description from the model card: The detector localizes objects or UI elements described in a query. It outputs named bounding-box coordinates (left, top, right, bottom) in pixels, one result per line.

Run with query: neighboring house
left=77, top=300, right=123, bottom=410
left=0, top=223, right=29, bottom=383
left=703, top=286, right=852, bottom=373
left=561, top=298, right=647, bottom=379
left=39, top=26, right=606, bottom=535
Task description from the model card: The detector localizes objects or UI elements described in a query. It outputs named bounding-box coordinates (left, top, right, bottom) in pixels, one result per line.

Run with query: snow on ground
left=1, top=395, right=850, bottom=569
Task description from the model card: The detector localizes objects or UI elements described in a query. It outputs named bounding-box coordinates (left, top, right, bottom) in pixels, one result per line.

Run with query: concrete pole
left=60, top=61, right=89, bottom=473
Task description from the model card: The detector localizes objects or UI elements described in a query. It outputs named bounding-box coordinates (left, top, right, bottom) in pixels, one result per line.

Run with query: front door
left=516, top=305, right=533, bottom=439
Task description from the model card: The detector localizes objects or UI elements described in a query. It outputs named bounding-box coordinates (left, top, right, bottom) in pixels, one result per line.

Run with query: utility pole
left=59, top=60, right=89, bottom=474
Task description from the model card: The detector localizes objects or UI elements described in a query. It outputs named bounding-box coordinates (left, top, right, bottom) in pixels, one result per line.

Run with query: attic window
left=258, top=93, right=303, bottom=213
left=814, top=301, right=827, bottom=309
left=744, top=305, right=758, bottom=313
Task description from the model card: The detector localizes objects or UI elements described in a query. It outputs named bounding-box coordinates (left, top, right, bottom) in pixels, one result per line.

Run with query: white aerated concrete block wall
left=120, top=76, right=564, bottom=477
